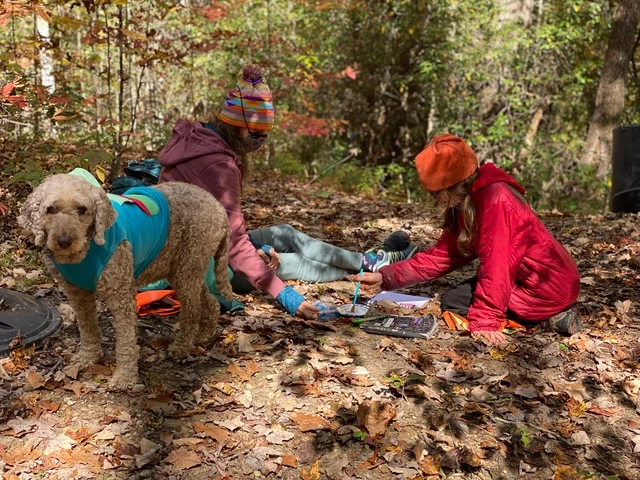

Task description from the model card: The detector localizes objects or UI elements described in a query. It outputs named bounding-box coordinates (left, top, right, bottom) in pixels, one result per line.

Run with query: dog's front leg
left=62, top=282, right=103, bottom=368
left=98, top=245, right=140, bottom=390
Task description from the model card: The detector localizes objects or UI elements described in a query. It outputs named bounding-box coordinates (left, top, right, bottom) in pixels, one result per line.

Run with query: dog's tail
left=215, top=230, right=234, bottom=299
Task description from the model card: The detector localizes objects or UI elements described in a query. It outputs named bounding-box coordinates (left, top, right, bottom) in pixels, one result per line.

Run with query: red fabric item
left=157, top=119, right=285, bottom=300
left=380, top=163, right=580, bottom=332
left=118, top=195, right=151, bottom=215
left=415, top=134, right=478, bottom=191
left=136, top=290, right=181, bottom=317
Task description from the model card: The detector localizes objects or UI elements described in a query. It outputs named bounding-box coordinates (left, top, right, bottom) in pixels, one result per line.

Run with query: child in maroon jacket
left=353, top=134, right=581, bottom=345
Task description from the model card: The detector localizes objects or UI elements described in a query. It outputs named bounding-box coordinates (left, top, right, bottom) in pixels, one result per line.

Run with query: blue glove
left=276, top=286, right=305, bottom=316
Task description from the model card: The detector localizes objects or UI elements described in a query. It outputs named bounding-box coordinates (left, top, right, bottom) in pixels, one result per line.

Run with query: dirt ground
left=1, top=174, right=640, bottom=480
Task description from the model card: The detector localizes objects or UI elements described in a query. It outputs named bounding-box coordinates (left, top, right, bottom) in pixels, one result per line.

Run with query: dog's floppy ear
left=18, top=181, right=48, bottom=246
left=89, top=185, right=116, bottom=245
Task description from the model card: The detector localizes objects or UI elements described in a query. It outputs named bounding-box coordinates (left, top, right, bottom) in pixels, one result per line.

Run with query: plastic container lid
left=0, top=288, right=62, bottom=357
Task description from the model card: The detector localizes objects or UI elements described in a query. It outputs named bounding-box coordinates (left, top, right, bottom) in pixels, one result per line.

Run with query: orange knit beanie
left=415, top=134, right=478, bottom=191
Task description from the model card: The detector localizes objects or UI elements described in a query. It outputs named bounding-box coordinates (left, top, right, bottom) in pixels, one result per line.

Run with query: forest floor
left=1, top=171, right=640, bottom=480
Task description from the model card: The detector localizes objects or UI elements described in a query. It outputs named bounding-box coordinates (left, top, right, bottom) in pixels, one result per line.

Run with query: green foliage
left=4, top=168, right=44, bottom=187
left=384, top=373, right=404, bottom=389
left=352, top=429, right=367, bottom=442
left=268, top=152, right=308, bottom=178
left=0, top=0, right=634, bottom=212
left=517, top=424, right=531, bottom=446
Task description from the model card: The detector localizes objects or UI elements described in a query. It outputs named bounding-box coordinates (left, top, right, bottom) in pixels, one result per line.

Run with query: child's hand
left=257, top=247, right=281, bottom=269
left=297, top=300, right=319, bottom=320
left=472, top=330, right=506, bottom=345
left=348, top=272, right=383, bottom=291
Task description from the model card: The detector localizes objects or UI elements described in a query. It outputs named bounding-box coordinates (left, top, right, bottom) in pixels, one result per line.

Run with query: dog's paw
left=195, top=326, right=219, bottom=347
left=167, top=342, right=192, bottom=360
left=107, top=369, right=139, bottom=391
left=71, top=349, right=102, bottom=368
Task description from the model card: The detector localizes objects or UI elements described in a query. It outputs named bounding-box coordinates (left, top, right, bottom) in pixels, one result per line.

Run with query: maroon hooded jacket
left=157, top=119, right=285, bottom=299
left=380, top=163, right=580, bottom=332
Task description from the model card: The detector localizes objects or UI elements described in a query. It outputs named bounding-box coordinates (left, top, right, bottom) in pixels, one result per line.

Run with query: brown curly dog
left=18, top=174, right=233, bottom=389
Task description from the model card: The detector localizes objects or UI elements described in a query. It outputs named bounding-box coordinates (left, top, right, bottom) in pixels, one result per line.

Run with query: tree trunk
left=35, top=10, right=56, bottom=138
left=496, top=0, right=534, bottom=27
left=36, top=14, right=55, bottom=94
left=477, top=0, right=535, bottom=122
left=580, top=0, right=640, bottom=178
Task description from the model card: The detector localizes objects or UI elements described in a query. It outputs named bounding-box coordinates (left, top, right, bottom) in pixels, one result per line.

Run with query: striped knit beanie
left=219, top=64, right=274, bottom=131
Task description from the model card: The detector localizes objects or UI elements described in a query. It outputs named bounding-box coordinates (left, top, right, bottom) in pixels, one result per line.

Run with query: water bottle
left=313, top=301, right=339, bottom=321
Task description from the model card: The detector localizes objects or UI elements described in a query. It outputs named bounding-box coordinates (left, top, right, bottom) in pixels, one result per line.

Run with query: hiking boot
left=362, top=244, right=418, bottom=272
left=383, top=230, right=411, bottom=251
left=366, top=230, right=411, bottom=253
left=541, top=304, right=582, bottom=335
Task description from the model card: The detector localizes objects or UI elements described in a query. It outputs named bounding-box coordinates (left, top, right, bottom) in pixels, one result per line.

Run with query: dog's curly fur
left=18, top=174, right=233, bottom=389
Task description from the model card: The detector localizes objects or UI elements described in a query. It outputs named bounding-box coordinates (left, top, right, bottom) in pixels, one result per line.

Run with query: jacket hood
left=158, top=119, right=241, bottom=170
left=472, top=163, right=525, bottom=196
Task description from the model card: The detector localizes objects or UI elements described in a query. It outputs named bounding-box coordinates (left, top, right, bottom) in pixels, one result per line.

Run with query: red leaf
left=52, top=114, right=77, bottom=121
left=6, top=95, right=27, bottom=108
left=35, top=86, right=47, bottom=101
left=587, top=406, right=618, bottom=417
left=342, top=65, right=357, bottom=80
left=2, top=82, right=14, bottom=97
left=49, top=96, right=70, bottom=104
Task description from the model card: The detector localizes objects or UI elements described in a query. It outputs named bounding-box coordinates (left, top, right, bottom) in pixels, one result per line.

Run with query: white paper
left=370, top=291, right=433, bottom=308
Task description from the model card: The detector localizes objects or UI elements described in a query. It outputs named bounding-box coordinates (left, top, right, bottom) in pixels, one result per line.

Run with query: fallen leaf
left=172, top=438, right=204, bottom=446
left=213, top=382, right=235, bottom=395
left=570, top=431, right=591, bottom=446
left=265, top=426, right=295, bottom=444
left=164, top=447, right=201, bottom=470
left=26, top=371, right=45, bottom=390
left=237, top=332, right=259, bottom=353
left=567, top=398, right=587, bottom=417
left=281, top=454, right=298, bottom=467
left=228, top=363, right=252, bottom=382
left=44, top=433, right=76, bottom=455
left=514, top=385, right=538, bottom=399
left=587, top=406, right=617, bottom=417
left=301, top=460, right=321, bottom=480
left=63, top=382, right=83, bottom=398
left=356, top=400, right=396, bottom=437
left=62, top=364, right=80, bottom=379
left=420, top=454, right=441, bottom=475
left=193, top=422, right=230, bottom=443
left=435, top=366, right=468, bottom=383
left=214, top=415, right=243, bottom=432
left=289, top=412, right=332, bottom=432
left=469, top=385, right=496, bottom=402
left=39, top=399, right=61, bottom=412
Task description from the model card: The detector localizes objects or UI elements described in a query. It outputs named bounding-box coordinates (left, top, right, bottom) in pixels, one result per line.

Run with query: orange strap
left=442, top=311, right=525, bottom=332
left=136, top=290, right=181, bottom=317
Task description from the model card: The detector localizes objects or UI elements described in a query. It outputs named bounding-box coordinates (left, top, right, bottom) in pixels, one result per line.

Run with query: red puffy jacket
left=380, top=163, right=580, bottom=332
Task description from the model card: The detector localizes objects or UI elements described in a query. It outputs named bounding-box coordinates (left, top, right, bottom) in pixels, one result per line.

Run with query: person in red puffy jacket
left=353, top=134, right=581, bottom=345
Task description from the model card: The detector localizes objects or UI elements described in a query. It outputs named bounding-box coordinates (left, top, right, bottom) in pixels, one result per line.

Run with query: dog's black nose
left=57, top=235, right=72, bottom=249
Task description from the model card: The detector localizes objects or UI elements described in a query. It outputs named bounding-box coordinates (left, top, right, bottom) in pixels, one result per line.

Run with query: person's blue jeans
left=232, top=224, right=362, bottom=293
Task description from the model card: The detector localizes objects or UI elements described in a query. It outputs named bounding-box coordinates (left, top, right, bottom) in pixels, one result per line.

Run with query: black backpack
left=110, top=159, right=162, bottom=194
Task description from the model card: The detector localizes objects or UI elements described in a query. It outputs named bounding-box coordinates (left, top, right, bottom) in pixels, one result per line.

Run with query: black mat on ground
left=0, top=288, right=61, bottom=357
